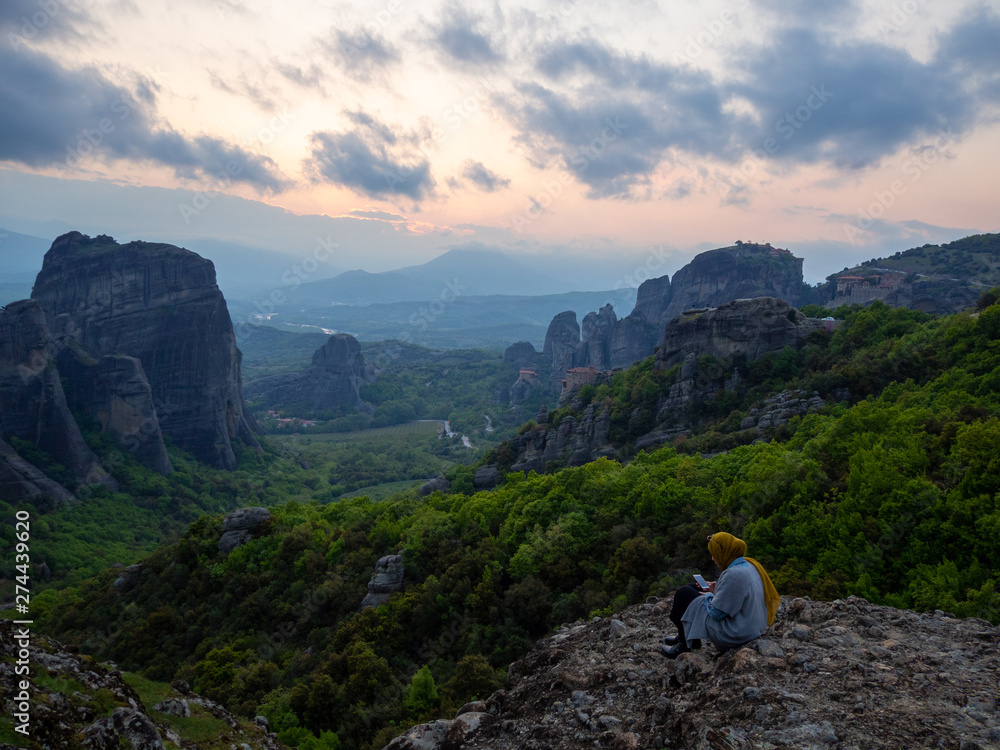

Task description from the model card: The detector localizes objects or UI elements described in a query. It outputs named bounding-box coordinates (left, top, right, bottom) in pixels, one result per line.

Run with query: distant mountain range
left=230, top=289, right=639, bottom=352
left=285, top=248, right=570, bottom=306
left=0, top=230, right=605, bottom=307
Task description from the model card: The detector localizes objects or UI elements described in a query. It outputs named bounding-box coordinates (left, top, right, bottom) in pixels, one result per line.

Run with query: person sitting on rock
left=663, top=532, right=780, bottom=658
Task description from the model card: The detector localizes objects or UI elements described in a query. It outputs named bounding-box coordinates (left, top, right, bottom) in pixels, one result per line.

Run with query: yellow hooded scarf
left=708, top=532, right=781, bottom=626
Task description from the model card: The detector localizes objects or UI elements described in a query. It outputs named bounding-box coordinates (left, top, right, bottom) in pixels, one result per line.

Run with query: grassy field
left=270, top=420, right=444, bottom=445
left=267, top=420, right=470, bottom=501
left=123, top=672, right=259, bottom=746
left=339, top=478, right=432, bottom=501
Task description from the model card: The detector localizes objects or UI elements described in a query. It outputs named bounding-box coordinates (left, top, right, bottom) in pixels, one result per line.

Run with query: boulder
left=442, top=712, right=495, bottom=750
left=473, top=466, right=500, bottom=490
left=152, top=698, right=190, bottom=718
left=219, top=507, right=271, bottom=553
left=360, top=554, right=405, bottom=609
left=419, top=476, right=451, bottom=496
left=113, top=564, right=143, bottom=592
left=112, top=707, right=164, bottom=750
left=81, top=717, right=118, bottom=749
left=223, top=506, right=271, bottom=532
left=383, top=719, right=453, bottom=750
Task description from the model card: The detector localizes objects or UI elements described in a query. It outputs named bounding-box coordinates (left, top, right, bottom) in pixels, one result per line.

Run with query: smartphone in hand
left=692, top=574, right=709, bottom=591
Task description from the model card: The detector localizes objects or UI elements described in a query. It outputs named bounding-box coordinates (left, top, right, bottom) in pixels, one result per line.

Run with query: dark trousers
left=669, top=584, right=703, bottom=646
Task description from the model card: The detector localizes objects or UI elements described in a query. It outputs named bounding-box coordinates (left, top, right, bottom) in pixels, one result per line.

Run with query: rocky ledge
left=382, top=595, right=1000, bottom=750
left=0, top=619, right=285, bottom=750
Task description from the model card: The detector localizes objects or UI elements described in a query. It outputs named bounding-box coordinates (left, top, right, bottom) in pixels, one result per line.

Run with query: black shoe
left=662, top=643, right=689, bottom=659
left=664, top=636, right=701, bottom=649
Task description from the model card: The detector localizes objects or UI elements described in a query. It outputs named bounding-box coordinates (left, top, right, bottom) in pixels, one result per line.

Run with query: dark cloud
left=459, top=160, right=510, bottom=192
left=509, top=41, right=737, bottom=197
left=503, top=5, right=1000, bottom=199
left=433, top=4, right=503, bottom=64
left=935, top=6, right=1000, bottom=97
left=732, top=29, right=975, bottom=169
left=306, top=113, right=435, bottom=200
left=0, top=46, right=288, bottom=192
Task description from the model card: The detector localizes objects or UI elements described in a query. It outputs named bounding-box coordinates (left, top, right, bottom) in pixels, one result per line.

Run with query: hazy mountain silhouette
left=289, top=247, right=568, bottom=306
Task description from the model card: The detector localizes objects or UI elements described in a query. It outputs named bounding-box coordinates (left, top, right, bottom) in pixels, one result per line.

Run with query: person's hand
left=706, top=581, right=716, bottom=594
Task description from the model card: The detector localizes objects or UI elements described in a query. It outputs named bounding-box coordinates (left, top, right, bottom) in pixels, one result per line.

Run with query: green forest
left=18, top=288, right=1000, bottom=750
left=246, top=340, right=547, bottom=441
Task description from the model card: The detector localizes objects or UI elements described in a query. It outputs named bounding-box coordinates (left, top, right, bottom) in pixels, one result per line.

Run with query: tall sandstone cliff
left=527, top=244, right=806, bottom=394
left=31, top=232, right=259, bottom=470
left=655, top=296, right=824, bottom=370
left=661, top=244, right=803, bottom=324
left=244, top=332, right=375, bottom=414
left=505, top=299, right=831, bottom=471
left=0, top=300, right=116, bottom=498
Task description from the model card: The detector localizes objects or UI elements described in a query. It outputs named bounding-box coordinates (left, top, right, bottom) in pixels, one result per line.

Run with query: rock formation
left=381, top=594, right=1000, bottom=750
left=542, top=312, right=582, bottom=393
left=535, top=244, right=808, bottom=392
left=57, top=344, right=173, bottom=476
left=0, top=437, right=77, bottom=504
left=629, top=274, right=672, bottom=331
left=245, top=333, right=375, bottom=415
left=508, top=403, right=615, bottom=474
left=419, top=476, right=452, bottom=495
left=655, top=297, right=826, bottom=370
left=580, top=304, right=618, bottom=370
left=474, top=466, right=500, bottom=490
left=113, top=563, right=144, bottom=592
left=607, top=315, right=657, bottom=370
left=0, top=300, right=116, bottom=495
left=633, top=300, right=831, bottom=445
left=662, top=243, right=803, bottom=323
left=740, top=389, right=826, bottom=432
left=218, top=506, right=272, bottom=553
left=31, top=232, right=259, bottom=470
left=505, top=298, right=835, bottom=473
left=360, top=554, right=405, bottom=609
left=0, top=618, right=283, bottom=750
left=502, top=341, right=539, bottom=369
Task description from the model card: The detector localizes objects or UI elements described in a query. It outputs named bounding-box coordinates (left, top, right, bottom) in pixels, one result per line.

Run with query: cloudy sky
left=1, top=0, right=998, bottom=282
